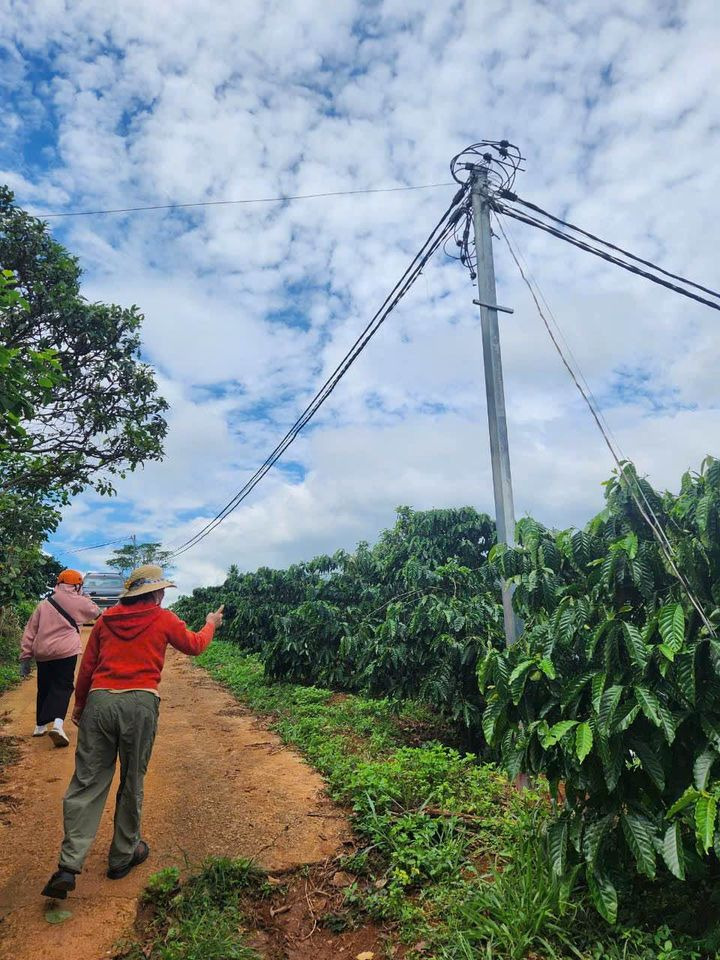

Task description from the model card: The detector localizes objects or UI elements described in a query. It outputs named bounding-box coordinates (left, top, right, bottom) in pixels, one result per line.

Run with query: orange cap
left=57, top=569, right=84, bottom=586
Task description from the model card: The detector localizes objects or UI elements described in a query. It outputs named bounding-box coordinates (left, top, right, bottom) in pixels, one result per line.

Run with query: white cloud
left=2, top=0, right=720, bottom=595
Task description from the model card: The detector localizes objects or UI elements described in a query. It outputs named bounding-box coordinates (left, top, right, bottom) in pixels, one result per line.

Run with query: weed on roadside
left=114, top=858, right=266, bottom=960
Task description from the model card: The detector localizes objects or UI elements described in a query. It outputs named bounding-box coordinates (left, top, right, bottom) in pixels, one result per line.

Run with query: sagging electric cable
left=498, top=215, right=683, bottom=542
left=71, top=536, right=129, bottom=553
left=495, top=200, right=720, bottom=314
left=495, top=215, right=715, bottom=635
left=37, top=182, right=455, bottom=219
left=166, top=184, right=470, bottom=559
left=500, top=190, right=720, bottom=302
left=498, top=217, right=625, bottom=462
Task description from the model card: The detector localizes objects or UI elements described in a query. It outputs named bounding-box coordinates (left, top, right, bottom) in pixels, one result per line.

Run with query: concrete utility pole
left=470, top=164, right=521, bottom=646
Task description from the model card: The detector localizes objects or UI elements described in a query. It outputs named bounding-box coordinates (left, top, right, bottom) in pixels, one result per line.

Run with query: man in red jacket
left=42, top=564, right=224, bottom=899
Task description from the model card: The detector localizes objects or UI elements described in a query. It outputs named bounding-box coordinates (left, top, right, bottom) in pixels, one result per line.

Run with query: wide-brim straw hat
left=121, top=564, right=176, bottom=598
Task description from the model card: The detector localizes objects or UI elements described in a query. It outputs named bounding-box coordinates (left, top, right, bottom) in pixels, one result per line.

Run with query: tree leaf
left=509, top=660, right=534, bottom=704
left=695, top=794, right=717, bottom=853
left=693, top=748, right=718, bottom=791
left=661, top=822, right=686, bottom=880
left=659, top=643, right=677, bottom=663
left=587, top=622, right=610, bottom=662
left=701, top=716, right=720, bottom=751
left=583, top=814, right=614, bottom=866
left=591, top=671, right=607, bottom=711
left=695, top=493, right=713, bottom=540
left=631, top=556, right=654, bottom=599
left=548, top=819, right=568, bottom=876
left=475, top=648, right=495, bottom=691
left=587, top=866, right=618, bottom=924
left=493, top=654, right=510, bottom=692
left=541, top=720, right=578, bottom=748
left=538, top=657, right=556, bottom=679
left=706, top=457, right=720, bottom=492
left=634, top=686, right=662, bottom=728
left=560, top=671, right=593, bottom=708
left=598, top=735, right=623, bottom=792
left=597, top=685, right=623, bottom=735
left=666, top=786, right=700, bottom=819
left=658, top=604, right=685, bottom=654
left=656, top=702, right=679, bottom=746
left=629, top=736, right=665, bottom=792
left=613, top=703, right=640, bottom=734
left=482, top=695, right=506, bottom=744
left=621, top=812, right=657, bottom=878
left=576, top=722, right=594, bottom=763
left=622, top=622, right=649, bottom=673
left=674, top=652, right=696, bottom=705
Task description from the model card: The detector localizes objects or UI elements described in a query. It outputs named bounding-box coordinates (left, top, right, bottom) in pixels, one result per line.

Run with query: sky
left=2, top=0, right=719, bottom=595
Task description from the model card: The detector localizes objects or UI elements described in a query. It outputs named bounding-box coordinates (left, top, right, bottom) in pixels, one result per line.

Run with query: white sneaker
left=48, top=721, right=70, bottom=748
left=32, top=724, right=47, bottom=737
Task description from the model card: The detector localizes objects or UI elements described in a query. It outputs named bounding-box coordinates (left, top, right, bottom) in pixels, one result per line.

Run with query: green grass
left=197, top=643, right=545, bottom=945
left=114, top=858, right=266, bottom=960
left=197, top=642, right=714, bottom=959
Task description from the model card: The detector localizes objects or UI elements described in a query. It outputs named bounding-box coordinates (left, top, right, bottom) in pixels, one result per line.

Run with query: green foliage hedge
left=481, top=457, right=720, bottom=921
left=177, top=455, right=720, bottom=919
left=175, top=507, right=502, bottom=734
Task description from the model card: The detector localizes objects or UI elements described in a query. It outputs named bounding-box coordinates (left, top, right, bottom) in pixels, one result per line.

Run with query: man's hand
left=71, top=710, right=82, bottom=728
left=19, top=659, right=32, bottom=680
left=205, top=604, right=225, bottom=629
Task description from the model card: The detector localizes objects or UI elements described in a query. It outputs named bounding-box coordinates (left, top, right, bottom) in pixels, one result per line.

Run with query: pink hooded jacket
left=20, top=585, right=101, bottom=662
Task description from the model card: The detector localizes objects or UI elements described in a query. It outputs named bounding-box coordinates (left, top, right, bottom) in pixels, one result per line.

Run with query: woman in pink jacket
left=20, top=570, right=101, bottom=747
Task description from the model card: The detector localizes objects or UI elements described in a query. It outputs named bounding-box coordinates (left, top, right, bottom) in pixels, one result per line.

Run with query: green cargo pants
left=59, top=690, right=159, bottom=873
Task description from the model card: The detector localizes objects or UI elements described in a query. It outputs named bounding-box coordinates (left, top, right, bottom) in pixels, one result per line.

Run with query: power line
left=67, top=536, right=130, bottom=553
left=166, top=185, right=469, bottom=559
left=168, top=186, right=467, bottom=559
left=495, top=200, right=720, bottom=313
left=501, top=190, right=720, bottom=301
left=497, top=215, right=633, bottom=487
left=37, top=182, right=455, bottom=219
left=495, top=215, right=715, bottom=635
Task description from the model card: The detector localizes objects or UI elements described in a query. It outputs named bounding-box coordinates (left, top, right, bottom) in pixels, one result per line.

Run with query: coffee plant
left=481, top=457, right=720, bottom=921
left=175, top=506, right=502, bottom=733
left=176, top=456, right=720, bottom=919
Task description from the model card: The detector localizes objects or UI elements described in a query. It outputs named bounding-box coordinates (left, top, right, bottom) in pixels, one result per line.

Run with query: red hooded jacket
left=74, top=601, right=215, bottom=714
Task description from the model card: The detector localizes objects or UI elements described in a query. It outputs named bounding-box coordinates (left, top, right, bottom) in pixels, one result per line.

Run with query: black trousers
left=36, top=656, right=77, bottom=725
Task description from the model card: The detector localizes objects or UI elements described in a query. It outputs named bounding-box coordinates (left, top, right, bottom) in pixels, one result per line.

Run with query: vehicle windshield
left=83, top=574, right=125, bottom=593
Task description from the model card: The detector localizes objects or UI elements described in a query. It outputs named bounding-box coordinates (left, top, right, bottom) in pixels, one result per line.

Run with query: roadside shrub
left=177, top=508, right=502, bottom=739
left=0, top=606, right=22, bottom=691
left=481, top=457, right=720, bottom=921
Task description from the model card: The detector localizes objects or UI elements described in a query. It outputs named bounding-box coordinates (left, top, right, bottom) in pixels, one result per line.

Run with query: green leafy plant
left=438, top=832, right=579, bottom=960
left=481, top=458, right=720, bottom=921
left=176, top=507, right=503, bottom=737
left=116, top=858, right=265, bottom=960
left=183, top=455, right=720, bottom=929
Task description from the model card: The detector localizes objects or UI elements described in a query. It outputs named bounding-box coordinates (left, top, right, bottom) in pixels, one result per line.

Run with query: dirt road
left=0, top=632, right=354, bottom=960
